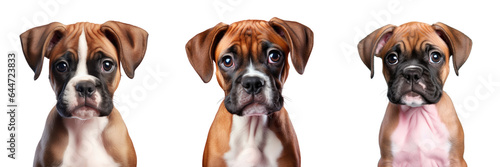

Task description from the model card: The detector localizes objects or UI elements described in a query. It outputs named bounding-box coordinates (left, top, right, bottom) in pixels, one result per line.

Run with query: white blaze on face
left=240, top=61, right=273, bottom=110
left=76, top=28, right=89, bottom=77
left=61, top=28, right=101, bottom=119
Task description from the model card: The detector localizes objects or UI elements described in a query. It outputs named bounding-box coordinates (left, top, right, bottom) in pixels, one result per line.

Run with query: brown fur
left=358, top=22, right=471, bottom=167
left=186, top=18, right=313, bottom=167
left=21, top=21, right=147, bottom=167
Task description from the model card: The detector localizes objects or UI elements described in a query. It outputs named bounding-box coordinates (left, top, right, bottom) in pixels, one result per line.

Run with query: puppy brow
left=58, top=52, right=75, bottom=62
left=260, top=41, right=273, bottom=54
left=390, top=44, right=401, bottom=53
left=425, top=44, right=432, bottom=52
left=222, top=45, right=238, bottom=56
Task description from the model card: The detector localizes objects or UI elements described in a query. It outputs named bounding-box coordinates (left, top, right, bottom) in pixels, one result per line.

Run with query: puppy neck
left=61, top=116, right=118, bottom=166
left=224, top=115, right=283, bottom=166
left=392, top=103, right=451, bottom=165
left=399, top=104, right=437, bottom=113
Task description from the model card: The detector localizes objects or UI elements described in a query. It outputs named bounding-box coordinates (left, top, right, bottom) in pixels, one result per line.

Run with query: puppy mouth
left=240, top=102, right=270, bottom=116
left=226, top=93, right=280, bottom=116
left=401, top=91, right=425, bottom=107
left=395, top=81, right=442, bottom=106
left=388, top=74, right=442, bottom=107
left=70, top=103, right=100, bottom=120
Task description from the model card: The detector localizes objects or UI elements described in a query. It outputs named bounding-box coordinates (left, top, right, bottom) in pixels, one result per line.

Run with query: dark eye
left=55, top=61, right=68, bottom=72
left=430, top=51, right=442, bottom=63
left=102, top=60, right=115, bottom=72
left=386, top=52, right=398, bottom=65
left=268, top=50, right=282, bottom=63
left=222, top=55, right=233, bottom=68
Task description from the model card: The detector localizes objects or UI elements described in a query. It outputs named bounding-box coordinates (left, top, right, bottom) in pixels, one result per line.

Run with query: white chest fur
left=390, top=105, right=451, bottom=166
left=61, top=117, right=119, bottom=167
left=224, top=115, right=283, bottom=167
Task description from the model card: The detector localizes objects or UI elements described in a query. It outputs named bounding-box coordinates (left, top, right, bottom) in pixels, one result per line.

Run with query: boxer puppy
left=186, top=17, right=313, bottom=167
left=21, top=21, right=148, bottom=167
left=358, top=22, right=472, bottom=166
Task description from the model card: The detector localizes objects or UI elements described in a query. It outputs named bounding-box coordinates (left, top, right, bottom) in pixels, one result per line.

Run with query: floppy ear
left=101, top=21, right=148, bottom=79
left=185, top=23, right=228, bottom=83
left=432, top=22, right=472, bottom=76
left=357, top=24, right=396, bottom=78
left=20, top=22, right=65, bottom=80
left=268, top=17, right=314, bottom=75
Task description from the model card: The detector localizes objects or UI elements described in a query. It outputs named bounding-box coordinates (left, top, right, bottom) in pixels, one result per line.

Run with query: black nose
left=75, top=81, right=96, bottom=97
left=403, top=66, right=423, bottom=82
left=242, top=77, right=265, bottom=94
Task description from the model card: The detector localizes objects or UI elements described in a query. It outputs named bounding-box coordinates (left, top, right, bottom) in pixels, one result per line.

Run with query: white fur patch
left=61, top=117, right=119, bottom=167
left=243, top=62, right=273, bottom=106
left=401, top=93, right=424, bottom=107
left=61, top=29, right=101, bottom=119
left=224, top=115, right=283, bottom=167
left=76, top=28, right=89, bottom=77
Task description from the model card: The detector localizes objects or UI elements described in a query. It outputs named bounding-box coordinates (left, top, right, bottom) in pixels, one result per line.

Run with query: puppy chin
left=401, top=92, right=425, bottom=107
left=241, top=103, right=269, bottom=116
left=70, top=106, right=100, bottom=120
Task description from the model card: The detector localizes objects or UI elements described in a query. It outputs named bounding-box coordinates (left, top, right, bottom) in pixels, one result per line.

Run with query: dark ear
left=357, top=24, right=396, bottom=78
left=101, top=21, right=148, bottom=79
left=432, top=22, right=472, bottom=76
left=20, top=22, right=65, bottom=80
left=268, top=17, right=314, bottom=75
left=185, top=23, right=228, bottom=83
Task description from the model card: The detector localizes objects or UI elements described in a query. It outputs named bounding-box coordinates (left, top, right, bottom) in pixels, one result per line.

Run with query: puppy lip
left=238, top=94, right=267, bottom=109
left=244, top=113, right=268, bottom=117
left=241, top=103, right=269, bottom=116
left=407, top=91, right=420, bottom=97
left=74, top=104, right=98, bottom=110
left=401, top=91, right=423, bottom=100
left=69, top=104, right=100, bottom=120
left=401, top=91, right=425, bottom=107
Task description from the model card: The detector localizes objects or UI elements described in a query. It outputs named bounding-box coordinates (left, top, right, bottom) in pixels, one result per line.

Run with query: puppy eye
left=268, top=50, right=282, bottom=63
left=222, top=55, right=234, bottom=68
left=430, top=51, right=442, bottom=63
left=55, top=61, right=68, bottom=72
left=101, top=59, right=115, bottom=73
left=386, top=53, right=398, bottom=65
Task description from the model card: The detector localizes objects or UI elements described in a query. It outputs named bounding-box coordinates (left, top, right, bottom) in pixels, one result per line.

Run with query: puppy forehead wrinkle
left=218, top=21, right=287, bottom=61
left=394, top=23, right=443, bottom=50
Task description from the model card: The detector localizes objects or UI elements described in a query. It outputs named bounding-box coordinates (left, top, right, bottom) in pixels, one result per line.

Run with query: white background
left=1, top=0, right=499, bottom=166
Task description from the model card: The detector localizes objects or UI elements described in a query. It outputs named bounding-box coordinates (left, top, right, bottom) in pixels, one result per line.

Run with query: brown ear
left=357, top=24, right=396, bottom=78
left=432, top=22, right=472, bottom=76
left=185, top=23, right=228, bottom=83
left=268, top=17, right=314, bottom=75
left=101, top=21, right=148, bottom=79
left=20, top=22, right=65, bottom=80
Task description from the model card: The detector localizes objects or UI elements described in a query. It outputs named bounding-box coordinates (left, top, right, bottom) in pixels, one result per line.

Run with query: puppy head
left=358, top=22, right=472, bottom=107
left=186, top=17, right=313, bottom=116
left=20, top=21, right=148, bottom=119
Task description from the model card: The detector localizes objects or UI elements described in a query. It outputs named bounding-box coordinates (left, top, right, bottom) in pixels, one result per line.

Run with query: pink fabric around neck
left=391, top=105, right=450, bottom=167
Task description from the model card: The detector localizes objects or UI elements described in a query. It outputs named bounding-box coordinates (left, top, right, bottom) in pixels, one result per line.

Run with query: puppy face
left=381, top=24, right=450, bottom=107
left=215, top=21, right=290, bottom=116
left=186, top=18, right=314, bottom=116
left=21, top=21, right=148, bottom=120
left=51, top=24, right=119, bottom=119
left=358, top=22, right=472, bottom=107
